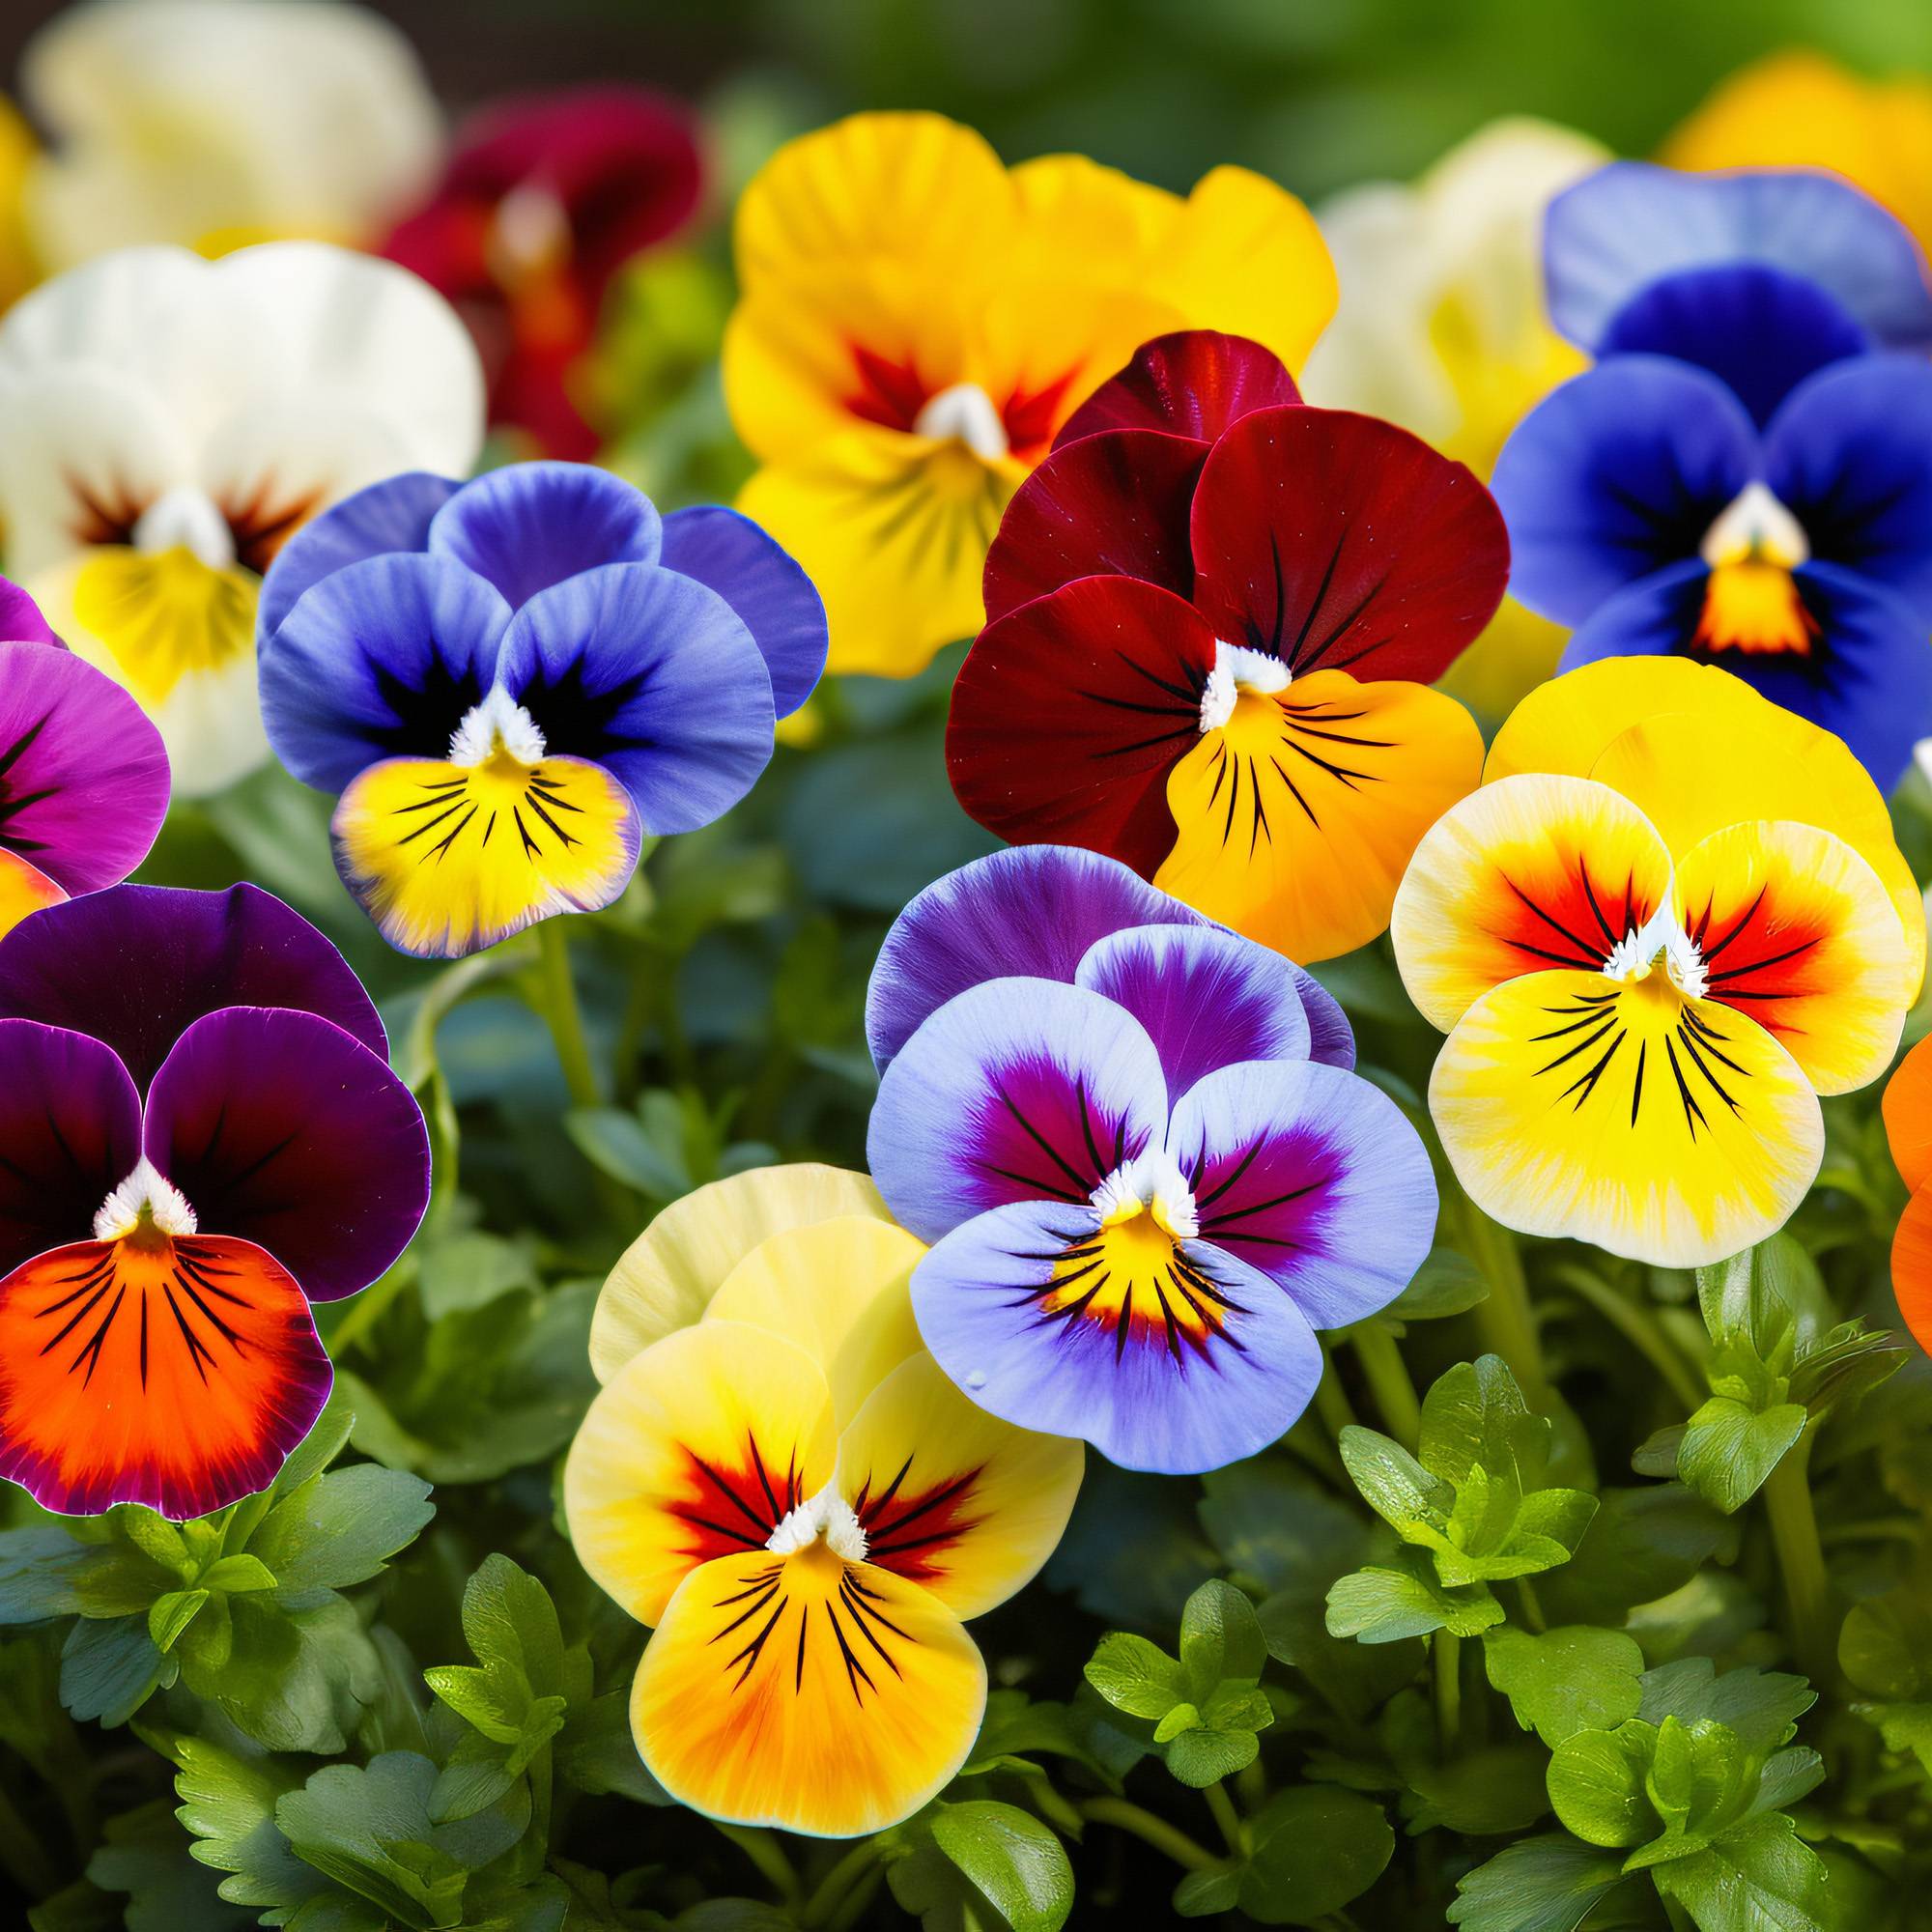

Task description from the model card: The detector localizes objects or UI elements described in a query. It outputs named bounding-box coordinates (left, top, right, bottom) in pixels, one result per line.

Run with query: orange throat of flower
left=1693, top=558, right=1818, bottom=657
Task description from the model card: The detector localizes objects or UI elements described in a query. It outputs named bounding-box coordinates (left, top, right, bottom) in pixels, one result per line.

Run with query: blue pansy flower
left=1494, top=163, right=1932, bottom=789
left=257, top=462, right=825, bottom=957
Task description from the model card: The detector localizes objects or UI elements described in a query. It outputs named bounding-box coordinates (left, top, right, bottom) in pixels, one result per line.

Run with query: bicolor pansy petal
left=1154, top=669, right=1485, bottom=965
left=1053, top=328, right=1301, bottom=448
left=1392, top=773, right=1678, bottom=1033
left=257, top=469, right=461, bottom=638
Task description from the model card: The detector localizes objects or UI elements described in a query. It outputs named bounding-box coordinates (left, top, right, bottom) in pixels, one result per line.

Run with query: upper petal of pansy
left=261, top=552, right=513, bottom=793
left=659, top=505, right=827, bottom=719
left=1886, top=1037, right=1932, bottom=1195
left=1074, top=923, right=1312, bottom=1105
left=836, top=1350, right=1083, bottom=1618
left=1763, top=355, right=1932, bottom=619
left=0, top=640, right=168, bottom=895
left=1053, top=329, right=1301, bottom=448
left=1673, top=819, right=1909, bottom=1095
left=144, top=1007, right=430, bottom=1303
left=1544, top=162, right=1932, bottom=353
left=563, top=1320, right=839, bottom=1625
left=1390, top=774, right=1676, bottom=1034
left=981, top=429, right=1205, bottom=625
left=0, top=1018, right=141, bottom=1275
left=1430, top=967, right=1823, bottom=1268
left=1596, top=264, right=1870, bottom=426
left=591, top=1164, right=890, bottom=1382
left=1168, top=1057, right=1436, bottom=1320
left=1154, top=670, right=1485, bottom=966
left=0, top=577, right=59, bottom=645
left=0, top=882, right=386, bottom=1090
left=257, top=470, right=460, bottom=639
left=0, top=852, right=65, bottom=943
left=948, top=576, right=1215, bottom=877
left=429, top=463, right=663, bottom=611
left=1491, top=358, right=1757, bottom=626
left=910, top=1196, right=1321, bottom=1474
left=867, top=978, right=1168, bottom=1242
left=497, top=563, right=775, bottom=834
left=1188, top=406, right=1509, bottom=685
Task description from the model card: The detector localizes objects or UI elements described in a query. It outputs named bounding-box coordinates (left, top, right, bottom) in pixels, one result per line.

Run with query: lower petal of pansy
left=633, top=1548, right=985, bottom=1838
left=1155, top=670, right=1484, bottom=965
left=1672, top=819, right=1909, bottom=1094
left=1884, top=1037, right=1932, bottom=1196
left=1430, top=967, right=1823, bottom=1268
left=835, top=1350, right=1084, bottom=1619
left=66, top=544, right=256, bottom=712
left=332, top=751, right=641, bottom=958
left=563, top=1321, right=839, bottom=1627
left=1391, top=773, right=1676, bottom=1033
left=0, top=1235, right=330, bottom=1520
left=0, top=849, right=65, bottom=941
left=910, top=1198, right=1323, bottom=1474
left=1889, top=1184, right=1932, bottom=1354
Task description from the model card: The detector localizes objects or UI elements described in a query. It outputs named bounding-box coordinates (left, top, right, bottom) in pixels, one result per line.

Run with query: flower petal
left=332, top=751, right=641, bottom=959
left=1885, top=1037, right=1932, bottom=1195
left=1890, top=1183, right=1932, bottom=1355
left=1188, top=406, right=1509, bottom=684
left=428, top=462, right=662, bottom=609
left=1155, top=670, right=1485, bottom=965
left=564, top=1321, right=838, bottom=1625
left=0, top=1235, right=330, bottom=1520
left=257, top=469, right=460, bottom=638
left=1430, top=968, right=1822, bottom=1267
left=867, top=979, right=1167, bottom=1241
left=145, top=1007, right=429, bottom=1303
left=1053, top=329, right=1301, bottom=447
left=0, top=851, right=65, bottom=943
left=0, top=577, right=58, bottom=645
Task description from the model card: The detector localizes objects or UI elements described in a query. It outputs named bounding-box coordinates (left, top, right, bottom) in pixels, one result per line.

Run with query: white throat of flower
left=1090, top=1147, right=1201, bottom=1240
left=1700, top=480, right=1809, bottom=570
left=765, top=1484, right=869, bottom=1561
left=913, top=383, right=1010, bottom=462
left=132, top=486, right=235, bottom=572
left=94, top=1157, right=198, bottom=1244
left=1602, top=908, right=1708, bottom=1001
left=448, top=685, right=546, bottom=767
left=1199, top=640, right=1291, bottom=732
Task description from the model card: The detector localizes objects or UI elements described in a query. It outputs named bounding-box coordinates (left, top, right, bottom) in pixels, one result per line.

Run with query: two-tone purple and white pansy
left=865, top=846, right=1435, bottom=1473
left=254, top=460, right=826, bottom=958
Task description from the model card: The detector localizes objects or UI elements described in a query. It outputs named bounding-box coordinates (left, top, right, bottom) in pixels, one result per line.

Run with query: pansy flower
left=0, top=577, right=170, bottom=939
left=1493, top=163, right=1932, bottom=788
left=865, top=895, right=1435, bottom=1472
left=1883, top=1039, right=1932, bottom=1353
left=0, top=883, right=429, bottom=1519
left=256, top=461, right=824, bottom=958
left=569, top=1165, right=1082, bottom=1836
left=1392, top=659, right=1916, bottom=1267
left=950, top=328, right=1508, bottom=963
left=383, top=87, right=703, bottom=460
left=724, top=111, right=1338, bottom=677
left=0, top=242, right=484, bottom=795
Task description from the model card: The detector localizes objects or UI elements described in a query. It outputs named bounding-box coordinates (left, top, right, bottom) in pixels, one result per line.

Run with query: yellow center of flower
left=1695, top=481, right=1815, bottom=656
left=71, top=546, right=258, bottom=707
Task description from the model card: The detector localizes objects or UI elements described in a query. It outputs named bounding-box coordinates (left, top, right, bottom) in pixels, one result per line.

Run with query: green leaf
left=1236, top=1786, right=1394, bottom=1925
left=1534, top=1485, right=1735, bottom=1626
left=1326, top=1551, right=1503, bottom=1643
left=1635, top=1660, right=1816, bottom=1756
left=0, top=1526, right=177, bottom=1624
left=1839, top=1585, right=1932, bottom=1699
left=1172, top=1863, right=1243, bottom=1918
left=248, top=1465, right=435, bottom=1601
left=1650, top=1812, right=1830, bottom=1932
left=1338, top=1426, right=1454, bottom=1543
left=1084, top=1633, right=1185, bottom=1719
left=1449, top=1833, right=1638, bottom=1932
left=190, top=1596, right=383, bottom=1755
left=172, top=1735, right=327, bottom=1924
left=1419, top=1355, right=1549, bottom=1490
left=1483, top=1627, right=1645, bottom=1747
left=1178, top=1578, right=1266, bottom=1693
left=414, top=1231, right=538, bottom=1320
left=199, top=1556, right=278, bottom=1597
left=1166, top=1725, right=1260, bottom=1787
left=1403, top=1743, right=1549, bottom=1835
left=61, top=1615, right=170, bottom=1726
left=555, top=1690, right=671, bottom=1805
left=82, top=1798, right=249, bottom=1932
left=929, top=1800, right=1075, bottom=1932
left=1387, top=1247, right=1490, bottom=1321
left=148, top=1589, right=210, bottom=1655
left=1547, top=1722, right=1657, bottom=1848
left=1852, top=1699, right=1932, bottom=1774
left=1677, top=1397, right=1807, bottom=1513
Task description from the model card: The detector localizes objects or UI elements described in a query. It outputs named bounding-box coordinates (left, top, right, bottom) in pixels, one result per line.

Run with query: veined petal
left=703, top=1216, right=927, bottom=1429
left=0, top=576, right=59, bottom=646
left=1885, top=1037, right=1932, bottom=1195
left=1890, top=1184, right=1932, bottom=1355
left=1429, top=968, right=1823, bottom=1268
left=836, top=1350, right=1083, bottom=1618
left=591, top=1165, right=890, bottom=1382
left=0, top=1235, right=330, bottom=1521
left=257, top=469, right=460, bottom=637
left=0, top=851, right=65, bottom=942
left=67, top=543, right=254, bottom=713
left=332, top=751, right=641, bottom=959
left=1673, top=820, right=1909, bottom=1095
left=866, top=978, right=1167, bottom=1242
left=1155, top=670, right=1485, bottom=965
left=428, top=462, right=662, bottom=609
left=563, top=1321, right=839, bottom=1626
left=1053, top=329, right=1300, bottom=448
left=1390, top=773, right=1675, bottom=1032
left=633, top=1548, right=984, bottom=1838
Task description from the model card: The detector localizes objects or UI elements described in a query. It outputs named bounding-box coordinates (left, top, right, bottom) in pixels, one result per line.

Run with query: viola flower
left=1392, top=659, right=1917, bottom=1267
left=0, top=883, right=429, bottom=1520
left=257, top=461, right=823, bottom=958
left=567, top=1165, right=1082, bottom=1836
left=0, top=99, right=36, bottom=312
left=1493, top=164, right=1932, bottom=788
left=866, top=918, right=1435, bottom=1472
left=1883, top=1038, right=1932, bottom=1353
left=950, top=329, right=1508, bottom=963
left=0, top=242, right=484, bottom=796
left=724, top=111, right=1338, bottom=677
left=383, top=88, right=703, bottom=460
left=18, top=0, right=439, bottom=267
left=0, top=577, right=170, bottom=939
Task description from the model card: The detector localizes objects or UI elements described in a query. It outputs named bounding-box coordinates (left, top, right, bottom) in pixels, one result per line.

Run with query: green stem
left=534, top=918, right=603, bottom=1107
left=1352, top=1322, right=1422, bottom=1448
left=1434, top=1632, right=1462, bottom=1754
left=1313, top=1347, right=1358, bottom=1440
left=824, top=1868, right=885, bottom=1932
left=1204, top=1781, right=1245, bottom=1857
left=1550, top=1264, right=1703, bottom=1413
left=1456, top=1199, right=1548, bottom=1406
left=802, top=1840, right=881, bottom=1927
left=1078, top=1797, right=1220, bottom=1871
left=1513, top=1577, right=1548, bottom=1634
left=716, top=1823, right=801, bottom=1907
left=1762, top=1430, right=1834, bottom=1686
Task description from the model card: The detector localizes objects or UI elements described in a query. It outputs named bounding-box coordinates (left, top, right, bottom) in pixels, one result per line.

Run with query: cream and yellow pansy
left=569, top=1165, right=1083, bottom=1836
left=1392, top=660, right=1918, bottom=1266
left=0, top=241, right=484, bottom=794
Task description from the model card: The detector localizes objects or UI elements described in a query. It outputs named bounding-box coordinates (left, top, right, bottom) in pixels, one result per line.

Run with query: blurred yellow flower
left=0, top=100, right=38, bottom=310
